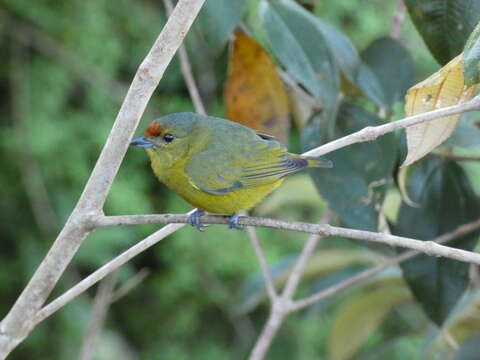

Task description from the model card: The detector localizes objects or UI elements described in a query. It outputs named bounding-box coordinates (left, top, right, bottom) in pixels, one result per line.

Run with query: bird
left=130, top=112, right=332, bottom=230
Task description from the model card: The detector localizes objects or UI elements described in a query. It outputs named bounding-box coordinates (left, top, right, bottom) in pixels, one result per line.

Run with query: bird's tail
left=305, top=156, right=333, bottom=168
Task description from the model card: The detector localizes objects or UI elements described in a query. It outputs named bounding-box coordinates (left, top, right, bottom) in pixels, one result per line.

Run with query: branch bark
left=291, top=216, right=480, bottom=311
left=93, top=214, right=480, bottom=265
left=303, top=95, right=480, bottom=157
left=0, top=1, right=206, bottom=358
left=78, top=273, right=118, bottom=360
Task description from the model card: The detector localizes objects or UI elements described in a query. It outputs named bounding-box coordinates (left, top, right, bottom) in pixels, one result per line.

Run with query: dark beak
left=130, top=135, right=155, bottom=148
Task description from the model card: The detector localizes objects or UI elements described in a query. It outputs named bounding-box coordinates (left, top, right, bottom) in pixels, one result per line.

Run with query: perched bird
left=130, top=113, right=332, bottom=230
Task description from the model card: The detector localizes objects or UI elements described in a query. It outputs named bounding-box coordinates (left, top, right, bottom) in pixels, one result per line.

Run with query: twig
left=78, top=273, right=118, bottom=360
left=281, top=211, right=334, bottom=300
left=389, top=0, right=406, bottom=39
left=0, top=1, right=206, bottom=357
left=109, top=268, right=150, bottom=303
left=34, top=220, right=188, bottom=325
left=247, top=226, right=278, bottom=302
left=303, top=95, right=480, bottom=157
left=249, top=211, right=334, bottom=360
left=163, top=0, right=207, bottom=115
left=291, top=216, right=480, bottom=311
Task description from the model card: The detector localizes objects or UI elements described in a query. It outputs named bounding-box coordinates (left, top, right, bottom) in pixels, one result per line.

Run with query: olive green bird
left=130, top=113, right=332, bottom=230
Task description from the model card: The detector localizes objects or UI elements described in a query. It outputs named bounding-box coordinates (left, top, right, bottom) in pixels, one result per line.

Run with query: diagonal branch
left=78, top=273, right=118, bottom=360
left=0, top=1, right=206, bottom=358
left=303, top=95, right=480, bottom=157
left=247, top=226, right=278, bottom=302
left=291, top=216, right=480, bottom=311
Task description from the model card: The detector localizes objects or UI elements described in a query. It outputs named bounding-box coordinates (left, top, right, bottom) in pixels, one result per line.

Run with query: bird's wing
left=185, top=138, right=308, bottom=195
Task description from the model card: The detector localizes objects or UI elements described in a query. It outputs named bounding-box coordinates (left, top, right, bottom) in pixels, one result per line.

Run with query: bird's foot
left=188, top=209, right=208, bottom=231
left=228, top=213, right=244, bottom=230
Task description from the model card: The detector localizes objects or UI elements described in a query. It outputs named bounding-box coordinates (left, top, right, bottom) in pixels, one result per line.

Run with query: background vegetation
left=2, top=0, right=480, bottom=359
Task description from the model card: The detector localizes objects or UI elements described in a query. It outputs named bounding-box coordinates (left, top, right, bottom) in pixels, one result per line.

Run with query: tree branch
left=94, top=214, right=480, bottom=265
left=78, top=273, right=118, bottom=360
left=291, top=217, right=480, bottom=311
left=249, top=211, right=334, bottom=360
left=303, top=95, right=480, bottom=157
left=0, top=1, right=206, bottom=357
left=34, top=219, right=190, bottom=325
left=163, top=0, right=207, bottom=114
left=247, top=226, right=278, bottom=302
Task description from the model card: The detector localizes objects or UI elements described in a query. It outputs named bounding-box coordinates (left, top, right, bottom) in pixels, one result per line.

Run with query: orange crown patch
left=144, top=123, right=164, bottom=137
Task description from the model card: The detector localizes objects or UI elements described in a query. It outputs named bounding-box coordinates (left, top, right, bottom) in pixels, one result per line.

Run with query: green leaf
left=196, top=0, right=246, bottom=51
left=394, top=157, right=480, bottom=325
left=405, top=0, right=480, bottom=65
left=304, top=103, right=397, bottom=231
left=463, top=20, right=480, bottom=86
left=259, top=0, right=340, bottom=139
left=361, top=37, right=415, bottom=108
left=355, top=63, right=389, bottom=108
left=329, top=280, right=411, bottom=360
left=308, top=15, right=361, bottom=83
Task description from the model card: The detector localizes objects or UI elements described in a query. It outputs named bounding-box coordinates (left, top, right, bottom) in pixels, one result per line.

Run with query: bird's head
left=130, top=113, right=198, bottom=168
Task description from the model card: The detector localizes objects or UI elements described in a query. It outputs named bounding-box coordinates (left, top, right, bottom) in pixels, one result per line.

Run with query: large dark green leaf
left=361, top=37, right=415, bottom=109
left=196, top=0, right=246, bottom=51
left=463, top=20, right=480, bottom=86
left=405, top=0, right=480, bottom=65
left=307, top=14, right=361, bottom=83
left=394, top=157, right=480, bottom=325
left=259, top=0, right=340, bottom=139
left=355, top=63, right=389, bottom=108
left=303, top=103, right=397, bottom=231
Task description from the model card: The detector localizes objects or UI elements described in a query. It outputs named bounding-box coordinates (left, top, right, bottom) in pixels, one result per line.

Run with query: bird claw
left=229, top=213, right=244, bottom=230
left=188, top=209, right=208, bottom=231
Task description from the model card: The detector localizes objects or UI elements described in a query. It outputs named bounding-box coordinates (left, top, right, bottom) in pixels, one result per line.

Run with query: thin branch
left=34, top=220, right=188, bottom=325
left=249, top=211, right=334, bottom=360
left=163, top=0, right=207, bottom=115
left=247, top=226, right=278, bottom=302
left=291, top=217, right=480, bottom=311
left=303, top=95, right=480, bottom=157
left=0, top=1, right=206, bottom=357
left=94, top=214, right=480, bottom=265
left=389, top=0, right=406, bottom=39
left=281, top=211, right=334, bottom=300
left=109, top=268, right=150, bottom=303
left=78, top=273, right=118, bottom=360
left=248, top=303, right=286, bottom=360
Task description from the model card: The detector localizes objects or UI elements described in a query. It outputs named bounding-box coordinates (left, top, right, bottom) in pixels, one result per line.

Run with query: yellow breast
left=150, top=157, right=283, bottom=214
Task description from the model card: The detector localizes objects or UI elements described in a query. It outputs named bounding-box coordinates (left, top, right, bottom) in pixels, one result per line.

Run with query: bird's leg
left=188, top=209, right=208, bottom=231
left=228, top=213, right=244, bottom=230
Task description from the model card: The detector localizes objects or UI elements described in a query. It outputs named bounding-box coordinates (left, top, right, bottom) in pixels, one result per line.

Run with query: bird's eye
left=163, top=133, right=175, bottom=143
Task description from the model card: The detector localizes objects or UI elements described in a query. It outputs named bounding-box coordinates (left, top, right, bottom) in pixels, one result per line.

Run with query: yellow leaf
left=402, top=55, right=477, bottom=167
left=329, top=280, right=411, bottom=360
left=225, top=31, right=290, bottom=144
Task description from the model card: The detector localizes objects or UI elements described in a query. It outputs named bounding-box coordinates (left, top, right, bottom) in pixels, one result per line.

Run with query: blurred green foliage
left=1, top=0, right=479, bottom=359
